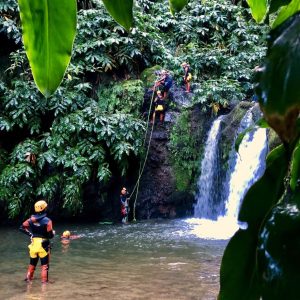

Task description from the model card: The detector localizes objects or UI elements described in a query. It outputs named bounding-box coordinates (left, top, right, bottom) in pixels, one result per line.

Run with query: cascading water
left=188, top=106, right=268, bottom=239
left=225, top=109, right=268, bottom=221
left=193, top=115, right=224, bottom=219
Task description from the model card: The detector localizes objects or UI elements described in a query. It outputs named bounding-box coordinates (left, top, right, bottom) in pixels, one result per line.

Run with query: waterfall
left=188, top=107, right=268, bottom=240
left=194, top=115, right=224, bottom=219
left=225, top=110, right=268, bottom=220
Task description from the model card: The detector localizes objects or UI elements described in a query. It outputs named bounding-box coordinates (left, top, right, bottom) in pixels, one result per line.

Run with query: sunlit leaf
left=269, top=0, right=293, bottom=14
left=246, top=0, right=268, bottom=23
left=272, top=0, right=300, bottom=28
left=102, top=0, right=133, bottom=31
left=290, top=140, right=300, bottom=191
left=18, top=0, right=77, bottom=97
left=169, top=0, right=188, bottom=15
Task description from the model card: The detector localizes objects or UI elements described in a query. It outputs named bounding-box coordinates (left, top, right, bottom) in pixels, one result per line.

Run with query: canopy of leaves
left=0, top=0, right=267, bottom=220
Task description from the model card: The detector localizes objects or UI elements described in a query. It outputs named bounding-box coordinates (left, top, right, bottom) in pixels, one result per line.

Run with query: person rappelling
left=151, top=90, right=166, bottom=125
left=120, top=187, right=130, bottom=224
left=19, top=200, right=55, bottom=283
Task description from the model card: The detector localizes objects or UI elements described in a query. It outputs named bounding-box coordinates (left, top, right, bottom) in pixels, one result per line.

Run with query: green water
left=0, top=219, right=227, bottom=300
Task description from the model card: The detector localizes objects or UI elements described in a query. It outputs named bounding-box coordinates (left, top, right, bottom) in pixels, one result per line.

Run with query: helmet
left=34, top=200, right=48, bottom=213
left=62, top=230, right=71, bottom=238
left=157, top=90, right=162, bottom=94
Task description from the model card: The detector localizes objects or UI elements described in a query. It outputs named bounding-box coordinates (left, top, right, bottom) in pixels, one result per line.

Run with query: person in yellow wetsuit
left=151, top=90, right=166, bottom=125
left=19, top=200, right=55, bottom=283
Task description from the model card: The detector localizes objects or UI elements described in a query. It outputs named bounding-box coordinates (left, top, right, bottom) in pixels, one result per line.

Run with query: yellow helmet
left=34, top=200, right=48, bottom=213
left=62, top=230, right=71, bottom=238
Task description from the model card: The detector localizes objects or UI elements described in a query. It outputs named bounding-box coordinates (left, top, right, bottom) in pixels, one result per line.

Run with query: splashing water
left=189, top=108, right=268, bottom=240
left=194, top=115, right=224, bottom=219
left=225, top=127, right=268, bottom=220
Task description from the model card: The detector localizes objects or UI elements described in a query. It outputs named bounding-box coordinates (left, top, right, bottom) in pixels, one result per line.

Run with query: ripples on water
left=0, top=219, right=228, bottom=300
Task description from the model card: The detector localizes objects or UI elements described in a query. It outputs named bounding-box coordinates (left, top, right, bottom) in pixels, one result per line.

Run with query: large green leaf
left=272, top=0, right=300, bottom=28
left=238, top=144, right=287, bottom=229
left=218, top=229, right=260, bottom=300
left=256, top=13, right=300, bottom=143
left=246, top=0, right=268, bottom=23
left=290, top=139, right=300, bottom=191
left=257, top=196, right=300, bottom=299
left=169, top=0, right=188, bottom=15
left=269, top=0, right=293, bottom=14
left=18, top=0, right=77, bottom=97
left=102, top=0, right=133, bottom=31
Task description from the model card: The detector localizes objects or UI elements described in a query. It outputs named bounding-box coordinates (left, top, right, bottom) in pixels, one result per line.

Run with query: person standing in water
left=19, top=200, right=55, bottom=283
left=120, top=187, right=130, bottom=224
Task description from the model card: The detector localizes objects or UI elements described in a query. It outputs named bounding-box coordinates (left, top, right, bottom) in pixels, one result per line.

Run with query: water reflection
left=0, top=220, right=227, bottom=300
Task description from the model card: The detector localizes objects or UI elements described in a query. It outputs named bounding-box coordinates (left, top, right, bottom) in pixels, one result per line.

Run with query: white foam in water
left=186, top=217, right=239, bottom=240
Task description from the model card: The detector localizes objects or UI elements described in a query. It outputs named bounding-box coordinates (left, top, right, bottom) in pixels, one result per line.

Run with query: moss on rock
left=140, top=65, right=162, bottom=88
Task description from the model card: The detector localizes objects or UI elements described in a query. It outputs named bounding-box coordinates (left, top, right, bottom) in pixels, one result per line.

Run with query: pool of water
left=0, top=219, right=228, bottom=300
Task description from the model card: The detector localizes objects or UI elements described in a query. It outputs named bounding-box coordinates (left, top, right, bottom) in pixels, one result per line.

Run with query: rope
left=129, top=82, right=158, bottom=221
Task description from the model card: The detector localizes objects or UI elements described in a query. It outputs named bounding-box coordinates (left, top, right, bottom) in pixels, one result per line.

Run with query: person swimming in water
left=60, top=230, right=81, bottom=252
left=61, top=230, right=80, bottom=243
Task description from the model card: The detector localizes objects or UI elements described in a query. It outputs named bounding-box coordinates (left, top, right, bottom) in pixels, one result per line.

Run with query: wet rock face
left=136, top=123, right=194, bottom=219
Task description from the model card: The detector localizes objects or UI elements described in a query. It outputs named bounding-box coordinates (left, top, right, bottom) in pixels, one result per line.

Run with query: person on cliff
left=161, top=70, right=173, bottom=99
left=19, top=200, right=55, bottom=283
left=151, top=90, right=166, bottom=125
left=120, top=187, right=130, bottom=224
left=182, top=62, right=192, bottom=93
left=154, top=70, right=173, bottom=99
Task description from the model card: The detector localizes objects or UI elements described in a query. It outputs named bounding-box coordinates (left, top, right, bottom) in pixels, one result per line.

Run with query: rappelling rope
left=129, top=81, right=158, bottom=221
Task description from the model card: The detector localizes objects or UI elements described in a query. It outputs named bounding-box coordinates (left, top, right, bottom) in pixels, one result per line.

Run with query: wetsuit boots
left=41, top=264, right=48, bottom=283
left=25, top=264, right=35, bottom=281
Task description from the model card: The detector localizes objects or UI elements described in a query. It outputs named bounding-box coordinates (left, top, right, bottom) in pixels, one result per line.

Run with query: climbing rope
left=129, top=81, right=159, bottom=221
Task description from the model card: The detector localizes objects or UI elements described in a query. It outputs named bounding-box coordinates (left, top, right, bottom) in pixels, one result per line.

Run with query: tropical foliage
left=0, top=0, right=148, bottom=219
left=219, top=1, right=300, bottom=299
left=4, top=0, right=300, bottom=297
left=0, top=0, right=267, bottom=221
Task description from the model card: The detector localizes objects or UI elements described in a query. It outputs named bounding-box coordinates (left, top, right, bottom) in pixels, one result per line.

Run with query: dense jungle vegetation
left=0, top=0, right=267, bottom=221
left=3, top=0, right=300, bottom=298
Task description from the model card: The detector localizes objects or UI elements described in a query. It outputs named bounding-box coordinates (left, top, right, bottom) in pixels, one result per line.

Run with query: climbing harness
left=129, top=82, right=158, bottom=221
